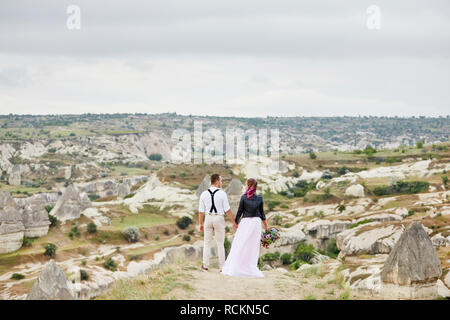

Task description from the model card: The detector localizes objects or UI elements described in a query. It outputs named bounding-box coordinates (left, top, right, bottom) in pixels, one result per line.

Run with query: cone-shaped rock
left=225, top=178, right=244, bottom=196
left=50, top=185, right=90, bottom=222
left=26, top=260, right=75, bottom=300
left=195, top=175, right=211, bottom=197
left=380, top=221, right=442, bottom=299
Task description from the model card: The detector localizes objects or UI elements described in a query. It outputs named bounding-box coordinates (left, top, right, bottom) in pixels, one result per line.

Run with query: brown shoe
left=201, top=265, right=209, bottom=272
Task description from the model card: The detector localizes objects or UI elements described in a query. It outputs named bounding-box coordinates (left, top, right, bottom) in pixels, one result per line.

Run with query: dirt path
left=176, top=266, right=355, bottom=300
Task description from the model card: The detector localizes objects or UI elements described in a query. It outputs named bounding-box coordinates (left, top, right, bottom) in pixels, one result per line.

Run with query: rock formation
left=8, top=164, right=21, bottom=186
left=26, top=260, right=75, bottom=300
left=195, top=175, right=211, bottom=197
left=225, top=178, right=244, bottom=196
left=50, top=185, right=91, bottom=222
left=0, top=191, right=25, bottom=253
left=380, top=222, right=442, bottom=299
left=75, top=176, right=148, bottom=198
left=304, top=219, right=351, bottom=250
left=345, top=184, right=365, bottom=198
left=117, top=182, right=131, bottom=198
left=20, top=196, right=50, bottom=237
left=337, top=223, right=402, bottom=257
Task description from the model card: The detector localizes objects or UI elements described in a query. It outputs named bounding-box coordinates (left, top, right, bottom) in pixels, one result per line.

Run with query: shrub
left=80, top=269, right=89, bottom=281
left=48, top=214, right=58, bottom=228
left=44, top=243, right=57, bottom=257
left=262, top=252, right=281, bottom=262
left=11, top=273, right=25, bottom=280
left=188, top=229, right=194, bottom=235
left=290, top=260, right=304, bottom=270
left=224, top=237, right=231, bottom=258
left=122, top=226, right=140, bottom=243
left=163, top=229, right=169, bottom=236
left=372, top=180, right=429, bottom=196
left=176, top=216, right=193, bottom=230
left=309, top=152, right=317, bottom=159
left=103, top=258, right=117, bottom=271
left=267, top=201, right=280, bottom=211
left=45, top=205, right=54, bottom=213
left=325, top=238, right=340, bottom=258
left=183, top=235, right=191, bottom=242
left=272, top=214, right=282, bottom=225
left=68, top=227, right=81, bottom=240
left=442, top=176, right=448, bottom=186
left=364, top=145, right=376, bottom=156
left=416, top=140, right=424, bottom=149
left=124, top=193, right=135, bottom=199
left=293, top=242, right=315, bottom=264
left=149, top=153, right=162, bottom=161
left=338, top=205, right=346, bottom=213
left=281, top=253, right=292, bottom=265
left=337, top=166, right=349, bottom=176
left=22, top=236, right=34, bottom=247
left=88, top=193, right=100, bottom=201
left=350, top=219, right=373, bottom=229
left=87, top=223, right=97, bottom=234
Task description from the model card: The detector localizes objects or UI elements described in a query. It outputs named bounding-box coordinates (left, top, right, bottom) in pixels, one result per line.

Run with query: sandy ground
left=160, top=263, right=359, bottom=300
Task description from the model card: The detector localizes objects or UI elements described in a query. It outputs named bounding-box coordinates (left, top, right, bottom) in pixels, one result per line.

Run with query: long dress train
left=221, top=217, right=264, bottom=278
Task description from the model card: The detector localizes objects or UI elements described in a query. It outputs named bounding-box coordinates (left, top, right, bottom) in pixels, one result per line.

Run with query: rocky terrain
left=0, top=115, right=449, bottom=300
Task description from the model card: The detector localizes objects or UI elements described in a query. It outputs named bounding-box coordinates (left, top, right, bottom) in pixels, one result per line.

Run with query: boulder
left=26, top=260, right=75, bottom=300
left=195, top=175, right=211, bottom=197
left=437, top=279, right=450, bottom=298
left=345, top=184, right=365, bottom=198
left=0, top=191, right=25, bottom=253
left=337, top=222, right=402, bottom=257
left=50, top=185, right=91, bottom=222
left=431, top=233, right=449, bottom=247
left=380, top=222, right=442, bottom=299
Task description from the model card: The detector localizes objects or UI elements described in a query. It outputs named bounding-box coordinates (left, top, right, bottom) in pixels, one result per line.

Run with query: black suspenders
left=207, top=189, right=220, bottom=213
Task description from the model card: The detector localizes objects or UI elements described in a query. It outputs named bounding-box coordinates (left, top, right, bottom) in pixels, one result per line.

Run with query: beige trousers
left=203, top=214, right=226, bottom=269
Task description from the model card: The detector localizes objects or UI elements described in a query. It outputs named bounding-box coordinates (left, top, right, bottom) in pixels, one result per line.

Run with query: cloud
left=0, top=1, right=449, bottom=116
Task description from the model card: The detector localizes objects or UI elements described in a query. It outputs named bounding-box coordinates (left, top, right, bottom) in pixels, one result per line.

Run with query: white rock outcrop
left=0, top=191, right=25, bottom=253
left=345, top=184, right=365, bottom=198
left=337, top=222, right=402, bottom=257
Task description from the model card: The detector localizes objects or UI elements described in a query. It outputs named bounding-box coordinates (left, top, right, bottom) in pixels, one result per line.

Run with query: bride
left=221, top=178, right=269, bottom=278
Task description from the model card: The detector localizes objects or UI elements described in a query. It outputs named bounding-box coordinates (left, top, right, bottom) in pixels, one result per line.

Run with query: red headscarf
left=245, top=178, right=257, bottom=199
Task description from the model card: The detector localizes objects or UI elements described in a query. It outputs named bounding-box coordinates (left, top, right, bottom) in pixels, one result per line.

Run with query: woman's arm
left=235, top=196, right=245, bottom=224
left=260, top=198, right=268, bottom=230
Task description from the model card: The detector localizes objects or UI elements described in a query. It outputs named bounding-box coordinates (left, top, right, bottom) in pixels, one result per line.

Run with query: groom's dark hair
left=211, top=174, right=221, bottom=184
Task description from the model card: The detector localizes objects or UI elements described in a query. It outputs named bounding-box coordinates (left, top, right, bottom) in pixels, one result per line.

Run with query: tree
left=149, top=153, right=162, bottom=161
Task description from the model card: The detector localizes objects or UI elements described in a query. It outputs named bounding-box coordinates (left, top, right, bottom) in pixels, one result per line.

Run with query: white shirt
left=198, top=186, right=231, bottom=215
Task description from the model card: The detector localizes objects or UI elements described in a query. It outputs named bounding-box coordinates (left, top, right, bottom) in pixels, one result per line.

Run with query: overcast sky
left=0, top=0, right=449, bottom=117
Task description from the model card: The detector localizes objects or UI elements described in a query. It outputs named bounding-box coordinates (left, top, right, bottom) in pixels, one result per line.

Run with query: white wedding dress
left=221, top=217, right=264, bottom=278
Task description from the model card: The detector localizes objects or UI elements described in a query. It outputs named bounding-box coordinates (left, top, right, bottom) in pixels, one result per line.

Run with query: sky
left=0, top=0, right=449, bottom=117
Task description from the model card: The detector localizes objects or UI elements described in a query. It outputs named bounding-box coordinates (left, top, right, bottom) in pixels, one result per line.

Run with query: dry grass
left=99, top=260, right=196, bottom=300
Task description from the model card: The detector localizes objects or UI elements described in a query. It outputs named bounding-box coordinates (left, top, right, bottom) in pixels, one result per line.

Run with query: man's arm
left=222, top=193, right=238, bottom=230
left=198, top=193, right=205, bottom=232
left=199, top=211, right=205, bottom=232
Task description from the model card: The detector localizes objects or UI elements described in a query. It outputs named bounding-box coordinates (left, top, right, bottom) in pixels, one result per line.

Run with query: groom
left=198, top=174, right=238, bottom=272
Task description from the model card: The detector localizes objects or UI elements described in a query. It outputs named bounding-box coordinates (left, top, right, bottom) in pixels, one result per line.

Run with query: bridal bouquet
left=261, top=228, right=280, bottom=248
